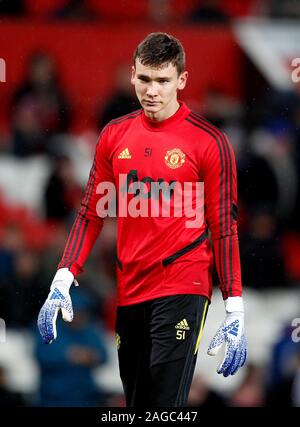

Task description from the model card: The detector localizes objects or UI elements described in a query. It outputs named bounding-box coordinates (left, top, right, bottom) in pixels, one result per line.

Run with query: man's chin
left=143, top=103, right=162, bottom=113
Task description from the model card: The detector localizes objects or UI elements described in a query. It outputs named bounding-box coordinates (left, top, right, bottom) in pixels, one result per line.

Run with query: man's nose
left=146, top=82, right=158, bottom=97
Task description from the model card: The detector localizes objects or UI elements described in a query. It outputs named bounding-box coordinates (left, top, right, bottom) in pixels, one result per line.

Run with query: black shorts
left=116, top=294, right=209, bottom=407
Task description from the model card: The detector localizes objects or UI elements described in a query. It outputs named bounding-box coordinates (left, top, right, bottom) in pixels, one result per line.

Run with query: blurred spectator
left=242, top=86, right=300, bottom=230
left=241, top=122, right=298, bottom=227
left=229, top=364, right=266, bottom=407
left=9, top=249, right=45, bottom=328
left=148, top=0, right=171, bottom=24
left=251, top=124, right=299, bottom=227
left=0, top=225, right=24, bottom=324
left=87, top=0, right=148, bottom=23
left=266, top=322, right=300, bottom=406
left=11, top=51, right=71, bottom=157
left=38, top=223, right=75, bottom=285
left=285, top=91, right=300, bottom=222
left=0, top=366, right=26, bottom=407
left=188, top=0, right=229, bottom=23
left=291, top=353, right=300, bottom=407
left=35, top=288, right=109, bottom=406
left=0, top=224, right=23, bottom=283
left=240, top=208, right=287, bottom=289
left=10, top=98, right=48, bottom=157
left=187, top=374, right=227, bottom=407
left=238, top=151, right=278, bottom=220
left=23, top=0, right=68, bottom=18
left=96, top=64, right=140, bottom=130
left=199, top=87, right=243, bottom=129
left=55, top=0, right=95, bottom=21
left=44, top=154, right=83, bottom=221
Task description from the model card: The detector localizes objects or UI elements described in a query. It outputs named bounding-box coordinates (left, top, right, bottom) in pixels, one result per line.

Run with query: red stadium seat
left=24, top=0, right=68, bottom=17
left=281, top=232, right=300, bottom=282
left=87, top=0, right=148, bottom=21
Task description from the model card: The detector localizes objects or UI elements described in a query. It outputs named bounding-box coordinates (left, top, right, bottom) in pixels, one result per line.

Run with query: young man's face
left=131, top=59, right=188, bottom=119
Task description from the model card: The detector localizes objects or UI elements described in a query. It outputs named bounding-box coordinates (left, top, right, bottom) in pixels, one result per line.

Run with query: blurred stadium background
left=0, top=0, right=300, bottom=407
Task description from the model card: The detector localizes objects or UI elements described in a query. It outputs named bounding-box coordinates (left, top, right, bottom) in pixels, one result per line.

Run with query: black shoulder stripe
left=190, top=113, right=235, bottom=297
left=186, top=113, right=235, bottom=297
left=188, top=113, right=235, bottom=296
left=186, top=115, right=226, bottom=292
left=62, top=156, right=97, bottom=268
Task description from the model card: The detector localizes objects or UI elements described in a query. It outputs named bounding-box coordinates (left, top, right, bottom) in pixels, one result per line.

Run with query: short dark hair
left=133, top=32, right=185, bottom=75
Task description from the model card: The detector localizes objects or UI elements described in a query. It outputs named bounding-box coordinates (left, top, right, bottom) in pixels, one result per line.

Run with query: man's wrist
left=224, top=296, right=244, bottom=313
left=50, top=268, right=74, bottom=291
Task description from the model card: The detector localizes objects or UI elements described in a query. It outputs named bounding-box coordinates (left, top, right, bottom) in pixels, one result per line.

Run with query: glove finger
left=235, top=336, right=246, bottom=370
left=217, top=341, right=235, bottom=375
left=37, top=306, right=48, bottom=342
left=229, top=347, right=243, bottom=376
left=37, top=305, right=52, bottom=343
left=37, top=303, right=58, bottom=344
left=228, top=337, right=244, bottom=376
left=231, top=336, right=247, bottom=375
left=207, top=328, right=225, bottom=356
left=45, top=303, right=59, bottom=343
left=222, top=347, right=239, bottom=377
left=240, top=347, right=247, bottom=368
left=61, top=300, right=73, bottom=322
left=241, top=336, right=247, bottom=367
left=223, top=351, right=240, bottom=378
left=61, top=308, right=73, bottom=322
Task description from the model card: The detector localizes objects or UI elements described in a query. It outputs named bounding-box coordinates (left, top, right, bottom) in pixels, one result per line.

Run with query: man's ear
left=178, top=71, right=188, bottom=91
left=131, top=65, right=136, bottom=85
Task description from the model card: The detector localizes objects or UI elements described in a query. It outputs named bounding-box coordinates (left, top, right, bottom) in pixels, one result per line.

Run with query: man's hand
left=37, top=268, right=78, bottom=344
left=207, top=296, right=247, bottom=377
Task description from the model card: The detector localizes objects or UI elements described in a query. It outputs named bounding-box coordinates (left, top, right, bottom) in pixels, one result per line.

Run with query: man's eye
left=159, top=80, right=168, bottom=84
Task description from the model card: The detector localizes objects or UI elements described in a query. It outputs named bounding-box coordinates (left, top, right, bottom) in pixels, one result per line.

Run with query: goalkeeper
left=38, top=32, right=247, bottom=407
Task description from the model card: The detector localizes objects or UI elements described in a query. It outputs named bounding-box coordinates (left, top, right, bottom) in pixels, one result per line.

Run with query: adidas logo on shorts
left=175, top=318, right=190, bottom=331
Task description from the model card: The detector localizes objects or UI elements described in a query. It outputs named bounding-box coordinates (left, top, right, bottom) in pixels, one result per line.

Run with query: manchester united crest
left=164, top=148, right=185, bottom=169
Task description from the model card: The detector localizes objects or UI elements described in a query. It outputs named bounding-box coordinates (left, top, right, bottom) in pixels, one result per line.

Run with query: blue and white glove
left=37, top=268, right=78, bottom=344
left=207, top=296, right=247, bottom=377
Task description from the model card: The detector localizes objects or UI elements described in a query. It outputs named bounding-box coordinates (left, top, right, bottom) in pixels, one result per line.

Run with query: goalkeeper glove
left=207, top=296, right=247, bottom=377
left=37, top=268, right=78, bottom=344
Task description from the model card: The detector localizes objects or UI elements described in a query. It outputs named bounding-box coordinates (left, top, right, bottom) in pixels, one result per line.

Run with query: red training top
left=59, top=102, right=242, bottom=306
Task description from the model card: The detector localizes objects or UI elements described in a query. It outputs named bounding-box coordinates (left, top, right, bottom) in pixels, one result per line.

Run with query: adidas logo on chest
left=118, top=148, right=132, bottom=159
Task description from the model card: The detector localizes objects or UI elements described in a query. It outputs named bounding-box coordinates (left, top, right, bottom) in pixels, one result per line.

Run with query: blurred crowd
left=0, top=0, right=300, bottom=408
left=1, top=0, right=300, bottom=23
